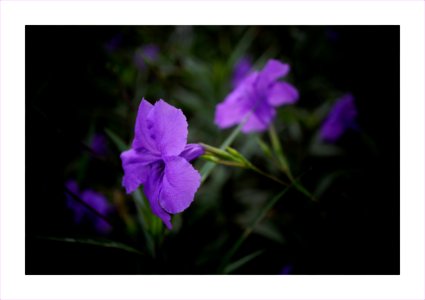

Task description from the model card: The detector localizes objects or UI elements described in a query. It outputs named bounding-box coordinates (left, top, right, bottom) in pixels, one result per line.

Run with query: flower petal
left=214, top=74, right=257, bottom=129
left=320, top=94, right=357, bottom=142
left=267, top=82, right=299, bottom=106
left=120, top=148, right=159, bottom=194
left=147, top=100, right=188, bottom=156
left=242, top=102, right=276, bottom=133
left=179, top=144, right=204, bottom=162
left=257, top=59, right=290, bottom=91
left=143, top=162, right=173, bottom=229
left=159, top=156, right=201, bottom=214
left=132, top=98, right=158, bottom=153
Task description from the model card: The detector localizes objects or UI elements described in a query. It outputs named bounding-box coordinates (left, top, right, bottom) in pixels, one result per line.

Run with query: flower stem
left=249, top=164, right=289, bottom=186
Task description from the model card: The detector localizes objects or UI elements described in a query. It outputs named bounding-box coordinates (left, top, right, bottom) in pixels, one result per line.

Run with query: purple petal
left=132, top=98, right=158, bottom=153
left=147, top=99, right=188, bottom=156
left=65, top=180, right=79, bottom=195
left=320, top=94, right=357, bottom=142
left=81, top=190, right=110, bottom=215
left=121, top=148, right=159, bottom=194
left=143, top=162, right=172, bottom=229
left=257, top=59, right=290, bottom=91
left=232, top=56, right=252, bottom=88
left=180, top=144, right=204, bottom=162
left=215, top=73, right=257, bottom=129
left=159, top=156, right=201, bottom=214
left=267, top=82, right=299, bottom=106
left=242, top=102, right=276, bottom=133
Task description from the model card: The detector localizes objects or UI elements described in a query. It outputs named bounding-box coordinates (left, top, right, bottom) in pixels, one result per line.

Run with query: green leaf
left=219, top=185, right=293, bottom=273
left=35, top=236, right=144, bottom=256
left=105, top=128, right=128, bottom=152
left=224, top=250, right=264, bottom=274
left=227, top=27, right=257, bottom=67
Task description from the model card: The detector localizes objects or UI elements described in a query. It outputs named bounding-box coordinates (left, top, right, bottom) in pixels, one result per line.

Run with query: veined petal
left=147, top=100, right=188, bottom=156
left=257, top=59, right=290, bottom=91
left=267, top=82, right=299, bottom=106
left=120, top=148, right=159, bottom=194
left=159, top=156, right=201, bottom=214
left=132, top=98, right=158, bottom=153
left=143, top=162, right=172, bottom=229
left=179, top=144, right=204, bottom=162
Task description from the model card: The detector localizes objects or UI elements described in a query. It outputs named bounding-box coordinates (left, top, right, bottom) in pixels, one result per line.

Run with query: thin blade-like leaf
left=35, top=236, right=144, bottom=256
left=105, top=128, right=128, bottom=152
left=224, top=250, right=264, bottom=274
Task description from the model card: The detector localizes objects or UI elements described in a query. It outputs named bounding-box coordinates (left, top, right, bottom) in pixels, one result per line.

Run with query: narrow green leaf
left=35, top=236, right=144, bottom=256
left=227, top=27, right=257, bottom=67
left=219, top=185, right=293, bottom=273
left=224, top=250, right=264, bottom=274
left=105, top=128, right=128, bottom=152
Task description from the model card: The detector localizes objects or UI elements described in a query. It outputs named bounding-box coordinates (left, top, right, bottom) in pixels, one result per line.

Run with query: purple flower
left=65, top=180, right=112, bottom=233
left=232, top=56, right=252, bottom=88
left=120, top=99, right=204, bottom=229
left=320, top=94, right=357, bottom=142
left=91, top=133, right=108, bottom=156
left=104, top=33, right=123, bottom=54
left=215, top=59, right=299, bottom=133
left=279, top=264, right=293, bottom=275
left=133, top=44, right=160, bottom=70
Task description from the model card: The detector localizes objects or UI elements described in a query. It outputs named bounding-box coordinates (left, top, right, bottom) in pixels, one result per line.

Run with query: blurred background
left=26, top=26, right=399, bottom=275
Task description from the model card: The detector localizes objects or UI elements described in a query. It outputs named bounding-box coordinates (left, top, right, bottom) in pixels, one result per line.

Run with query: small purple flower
left=232, top=56, right=252, bottom=88
left=104, top=33, right=123, bottom=54
left=91, top=133, right=108, bottom=156
left=215, top=59, right=299, bottom=133
left=65, top=180, right=112, bottom=233
left=279, top=264, right=293, bottom=275
left=120, top=99, right=203, bottom=229
left=320, top=94, right=357, bottom=142
left=133, top=44, right=160, bottom=70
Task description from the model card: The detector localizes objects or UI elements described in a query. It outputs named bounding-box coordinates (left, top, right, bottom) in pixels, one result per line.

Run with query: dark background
left=26, top=26, right=400, bottom=274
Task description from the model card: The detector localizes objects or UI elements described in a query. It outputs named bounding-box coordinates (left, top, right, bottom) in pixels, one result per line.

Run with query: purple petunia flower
left=215, top=59, right=299, bottom=133
left=65, top=180, right=112, bottom=233
left=133, top=44, right=160, bottom=70
left=232, top=56, right=252, bottom=88
left=320, top=94, right=357, bottom=142
left=120, top=99, right=204, bottom=229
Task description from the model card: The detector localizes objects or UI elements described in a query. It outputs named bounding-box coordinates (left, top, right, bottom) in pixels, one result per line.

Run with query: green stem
left=249, top=164, right=289, bottom=186
left=200, top=121, right=244, bottom=182
left=268, top=124, right=292, bottom=178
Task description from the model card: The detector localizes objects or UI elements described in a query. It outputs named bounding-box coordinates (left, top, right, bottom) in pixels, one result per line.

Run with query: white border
left=1, top=1, right=424, bottom=299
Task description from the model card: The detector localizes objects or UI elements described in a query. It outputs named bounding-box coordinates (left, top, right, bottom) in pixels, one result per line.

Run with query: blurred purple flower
left=215, top=59, right=299, bottom=133
left=320, top=94, right=357, bottom=142
left=65, top=180, right=112, bottom=233
left=279, top=264, right=293, bottom=275
left=232, top=56, right=252, bottom=88
left=120, top=99, right=203, bottom=229
left=104, top=33, right=123, bottom=54
left=133, top=44, right=160, bottom=70
left=91, top=133, right=108, bottom=156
